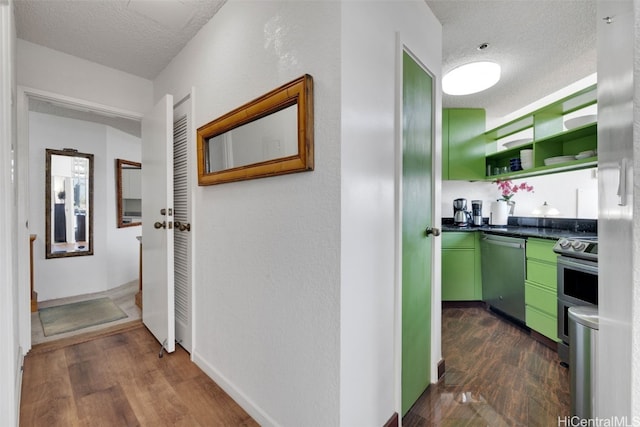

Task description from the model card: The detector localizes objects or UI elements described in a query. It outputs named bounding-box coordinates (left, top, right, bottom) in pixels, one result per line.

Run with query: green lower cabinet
left=442, top=232, right=482, bottom=301
left=525, top=305, right=558, bottom=341
left=525, top=238, right=558, bottom=341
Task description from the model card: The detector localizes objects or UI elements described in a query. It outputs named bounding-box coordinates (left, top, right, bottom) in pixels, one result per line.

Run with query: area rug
left=39, top=297, right=128, bottom=337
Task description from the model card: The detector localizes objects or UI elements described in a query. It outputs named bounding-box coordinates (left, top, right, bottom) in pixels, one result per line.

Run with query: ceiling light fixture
left=442, top=61, right=501, bottom=96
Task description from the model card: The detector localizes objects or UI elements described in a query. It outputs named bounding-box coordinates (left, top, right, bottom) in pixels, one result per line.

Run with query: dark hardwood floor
left=20, top=322, right=258, bottom=427
left=405, top=306, right=570, bottom=426
left=21, top=306, right=568, bottom=426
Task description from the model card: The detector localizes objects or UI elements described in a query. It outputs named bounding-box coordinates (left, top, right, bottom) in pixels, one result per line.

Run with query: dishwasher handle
left=482, top=236, right=525, bottom=249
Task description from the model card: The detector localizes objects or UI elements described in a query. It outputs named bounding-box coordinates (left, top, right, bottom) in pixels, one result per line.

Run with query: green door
left=401, top=51, right=433, bottom=415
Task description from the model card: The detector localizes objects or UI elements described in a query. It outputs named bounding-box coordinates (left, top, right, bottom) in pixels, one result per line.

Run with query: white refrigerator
left=596, top=0, right=635, bottom=418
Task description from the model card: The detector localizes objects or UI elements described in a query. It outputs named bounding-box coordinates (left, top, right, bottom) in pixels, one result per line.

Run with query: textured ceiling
left=15, top=0, right=597, bottom=124
left=14, top=0, right=226, bottom=80
left=426, top=0, right=597, bottom=124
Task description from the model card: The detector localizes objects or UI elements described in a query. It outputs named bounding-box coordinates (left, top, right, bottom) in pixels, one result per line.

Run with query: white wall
left=341, top=2, right=441, bottom=425
left=105, top=126, right=142, bottom=289
left=17, top=39, right=152, bottom=114
left=0, top=0, right=20, bottom=424
left=154, top=1, right=341, bottom=426
left=442, top=167, right=598, bottom=219
left=29, top=112, right=140, bottom=301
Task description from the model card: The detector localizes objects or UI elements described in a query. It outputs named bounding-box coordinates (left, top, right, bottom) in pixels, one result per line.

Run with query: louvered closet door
left=173, top=114, right=192, bottom=352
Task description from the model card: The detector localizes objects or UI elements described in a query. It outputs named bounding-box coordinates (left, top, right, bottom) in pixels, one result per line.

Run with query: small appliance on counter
left=453, top=198, right=471, bottom=227
left=471, top=200, right=483, bottom=226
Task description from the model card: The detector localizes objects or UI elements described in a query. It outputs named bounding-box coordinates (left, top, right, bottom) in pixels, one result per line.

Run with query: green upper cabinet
left=485, top=84, right=597, bottom=180
left=442, top=109, right=486, bottom=180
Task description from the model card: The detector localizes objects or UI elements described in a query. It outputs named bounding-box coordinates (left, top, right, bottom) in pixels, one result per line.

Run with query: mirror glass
left=197, top=74, right=314, bottom=185
left=116, top=159, right=142, bottom=227
left=46, top=149, right=93, bottom=258
left=206, top=105, right=298, bottom=172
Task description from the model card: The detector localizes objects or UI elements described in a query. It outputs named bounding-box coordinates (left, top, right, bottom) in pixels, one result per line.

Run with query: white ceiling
left=426, top=0, right=597, bottom=122
left=14, top=0, right=597, bottom=124
left=14, top=0, right=226, bottom=80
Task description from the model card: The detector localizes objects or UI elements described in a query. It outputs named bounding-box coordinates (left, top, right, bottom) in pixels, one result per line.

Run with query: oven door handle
left=558, top=257, right=598, bottom=274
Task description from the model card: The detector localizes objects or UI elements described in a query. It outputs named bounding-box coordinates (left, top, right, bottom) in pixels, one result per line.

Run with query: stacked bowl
left=509, top=158, right=522, bottom=171
left=520, top=149, right=534, bottom=170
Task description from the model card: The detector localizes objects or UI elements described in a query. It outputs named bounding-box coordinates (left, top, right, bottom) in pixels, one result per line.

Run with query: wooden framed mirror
left=45, top=148, right=94, bottom=258
left=197, top=74, right=314, bottom=185
left=116, top=159, right=142, bottom=228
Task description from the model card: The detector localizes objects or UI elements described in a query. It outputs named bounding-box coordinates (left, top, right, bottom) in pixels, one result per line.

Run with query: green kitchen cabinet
left=524, top=238, right=558, bottom=341
left=442, top=232, right=482, bottom=301
left=485, top=84, right=597, bottom=180
left=442, top=109, right=486, bottom=180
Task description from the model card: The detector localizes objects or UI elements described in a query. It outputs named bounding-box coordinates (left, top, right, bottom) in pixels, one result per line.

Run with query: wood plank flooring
left=404, top=306, right=570, bottom=426
left=20, top=323, right=258, bottom=427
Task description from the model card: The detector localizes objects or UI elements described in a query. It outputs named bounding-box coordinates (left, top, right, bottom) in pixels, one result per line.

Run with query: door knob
left=154, top=221, right=166, bottom=229
left=174, top=221, right=191, bottom=232
left=425, top=227, right=441, bottom=237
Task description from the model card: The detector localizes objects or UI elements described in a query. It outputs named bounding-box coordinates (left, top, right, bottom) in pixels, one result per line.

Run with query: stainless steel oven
left=553, top=237, right=598, bottom=365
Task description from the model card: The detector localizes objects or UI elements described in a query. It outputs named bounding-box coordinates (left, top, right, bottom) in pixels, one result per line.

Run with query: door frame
left=393, top=37, right=442, bottom=415
left=16, top=86, right=143, bottom=352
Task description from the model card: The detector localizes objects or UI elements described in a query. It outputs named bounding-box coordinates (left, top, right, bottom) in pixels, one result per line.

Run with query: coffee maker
left=453, top=198, right=470, bottom=226
left=471, top=200, right=483, bottom=226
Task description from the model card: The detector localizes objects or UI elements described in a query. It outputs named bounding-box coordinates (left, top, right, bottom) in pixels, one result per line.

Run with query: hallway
left=20, top=323, right=257, bottom=426
left=31, top=281, right=140, bottom=346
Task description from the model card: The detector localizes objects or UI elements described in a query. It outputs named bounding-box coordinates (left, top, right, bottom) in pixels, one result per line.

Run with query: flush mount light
left=443, top=61, right=501, bottom=96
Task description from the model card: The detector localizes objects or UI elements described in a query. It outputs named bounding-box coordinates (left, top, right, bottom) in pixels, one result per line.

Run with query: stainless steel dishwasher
left=480, top=233, right=526, bottom=322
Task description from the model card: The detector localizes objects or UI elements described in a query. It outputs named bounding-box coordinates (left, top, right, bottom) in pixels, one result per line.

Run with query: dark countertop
left=442, top=217, right=597, bottom=241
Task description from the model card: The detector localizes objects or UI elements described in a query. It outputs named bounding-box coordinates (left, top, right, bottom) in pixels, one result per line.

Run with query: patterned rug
left=39, top=297, right=128, bottom=336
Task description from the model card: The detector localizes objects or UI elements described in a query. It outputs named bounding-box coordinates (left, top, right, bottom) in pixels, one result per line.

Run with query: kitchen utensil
left=564, top=114, right=597, bottom=130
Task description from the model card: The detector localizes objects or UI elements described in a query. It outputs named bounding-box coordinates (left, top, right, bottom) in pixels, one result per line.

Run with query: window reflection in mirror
left=46, top=148, right=93, bottom=258
left=206, top=104, right=298, bottom=172
left=116, top=159, right=142, bottom=228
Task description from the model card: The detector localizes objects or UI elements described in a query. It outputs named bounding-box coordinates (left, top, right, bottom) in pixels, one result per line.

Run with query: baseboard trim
left=383, top=412, right=398, bottom=427
left=15, top=349, right=24, bottom=426
left=192, top=351, right=281, bottom=427
left=530, top=330, right=558, bottom=351
left=437, top=358, right=445, bottom=379
left=442, top=300, right=486, bottom=309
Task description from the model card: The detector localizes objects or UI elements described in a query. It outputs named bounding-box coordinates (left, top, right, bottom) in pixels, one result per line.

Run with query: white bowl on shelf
left=521, top=160, right=534, bottom=170
left=520, top=149, right=533, bottom=158
left=564, top=115, right=597, bottom=130
left=502, top=138, right=532, bottom=149
left=575, top=150, right=596, bottom=160
left=544, top=155, right=576, bottom=166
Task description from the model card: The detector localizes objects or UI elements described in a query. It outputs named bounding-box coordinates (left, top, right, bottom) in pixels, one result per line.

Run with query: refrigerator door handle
left=617, top=158, right=627, bottom=206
